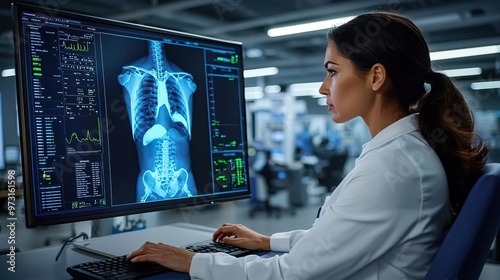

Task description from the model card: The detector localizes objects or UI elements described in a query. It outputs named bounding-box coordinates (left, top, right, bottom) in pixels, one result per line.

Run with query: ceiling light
left=244, top=67, right=278, bottom=78
left=470, top=80, right=500, bottom=90
left=265, top=85, right=281, bottom=94
left=288, top=82, right=322, bottom=97
left=438, top=67, right=482, bottom=77
left=289, top=82, right=322, bottom=91
left=267, top=16, right=355, bottom=37
left=1, top=68, right=15, bottom=77
left=244, top=86, right=264, bottom=100
left=291, top=91, right=320, bottom=97
left=413, top=13, right=461, bottom=26
left=430, top=45, right=500, bottom=61
left=246, top=48, right=263, bottom=58
left=317, top=97, right=327, bottom=106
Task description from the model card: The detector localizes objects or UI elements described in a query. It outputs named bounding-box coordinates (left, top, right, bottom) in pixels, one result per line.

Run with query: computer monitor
left=13, top=3, right=250, bottom=228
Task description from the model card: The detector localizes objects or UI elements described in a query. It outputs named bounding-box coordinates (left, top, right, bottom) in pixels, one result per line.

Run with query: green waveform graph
left=62, top=41, right=90, bottom=52
left=65, top=118, right=102, bottom=146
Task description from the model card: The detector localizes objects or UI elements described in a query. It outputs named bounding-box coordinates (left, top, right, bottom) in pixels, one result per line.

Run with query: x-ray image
left=117, top=40, right=197, bottom=202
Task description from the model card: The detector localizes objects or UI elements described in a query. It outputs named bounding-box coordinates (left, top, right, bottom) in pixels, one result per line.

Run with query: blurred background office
left=0, top=0, right=499, bottom=278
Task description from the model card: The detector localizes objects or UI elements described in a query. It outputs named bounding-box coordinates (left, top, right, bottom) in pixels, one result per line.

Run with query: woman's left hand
left=127, top=241, right=196, bottom=273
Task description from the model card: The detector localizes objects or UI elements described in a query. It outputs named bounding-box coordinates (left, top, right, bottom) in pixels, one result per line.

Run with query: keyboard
left=66, top=254, right=167, bottom=280
left=183, top=240, right=252, bottom=256
left=67, top=241, right=252, bottom=280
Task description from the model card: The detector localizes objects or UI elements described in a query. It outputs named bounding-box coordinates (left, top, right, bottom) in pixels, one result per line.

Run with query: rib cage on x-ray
left=118, top=40, right=197, bottom=202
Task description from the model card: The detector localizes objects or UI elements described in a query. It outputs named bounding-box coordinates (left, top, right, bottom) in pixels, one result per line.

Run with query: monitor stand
left=72, top=222, right=214, bottom=258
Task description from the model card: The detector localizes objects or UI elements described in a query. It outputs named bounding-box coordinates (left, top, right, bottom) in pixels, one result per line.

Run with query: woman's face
left=319, top=41, right=374, bottom=123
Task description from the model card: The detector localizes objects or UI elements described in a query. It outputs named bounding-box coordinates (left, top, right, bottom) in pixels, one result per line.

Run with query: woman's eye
left=327, top=69, right=336, bottom=77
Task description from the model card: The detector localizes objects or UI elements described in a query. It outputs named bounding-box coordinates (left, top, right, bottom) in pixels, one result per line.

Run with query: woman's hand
left=127, top=241, right=196, bottom=273
left=213, top=223, right=271, bottom=251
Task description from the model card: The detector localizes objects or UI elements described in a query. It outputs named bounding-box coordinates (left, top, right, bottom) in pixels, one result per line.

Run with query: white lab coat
left=190, top=114, right=452, bottom=280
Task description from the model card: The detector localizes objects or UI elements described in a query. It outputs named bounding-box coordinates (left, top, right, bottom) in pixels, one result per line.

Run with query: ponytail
left=414, top=71, right=488, bottom=215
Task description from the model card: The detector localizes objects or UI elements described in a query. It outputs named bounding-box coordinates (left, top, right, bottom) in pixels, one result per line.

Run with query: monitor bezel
left=12, top=3, right=251, bottom=228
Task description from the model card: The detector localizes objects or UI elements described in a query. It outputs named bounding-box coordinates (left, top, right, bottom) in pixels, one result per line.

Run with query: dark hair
left=327, top=12, right=488, bottom=215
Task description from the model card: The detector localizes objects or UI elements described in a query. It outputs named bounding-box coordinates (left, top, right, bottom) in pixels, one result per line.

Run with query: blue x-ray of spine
left=117, top=40, right=197, bottom=202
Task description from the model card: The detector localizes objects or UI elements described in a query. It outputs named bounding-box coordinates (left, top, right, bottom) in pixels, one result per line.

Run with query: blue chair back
left=425, top=163, right=500, bottom=279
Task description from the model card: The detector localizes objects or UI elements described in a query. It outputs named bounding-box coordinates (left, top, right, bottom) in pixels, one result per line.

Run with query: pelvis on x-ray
left=118, top=40, right=197, bottom=202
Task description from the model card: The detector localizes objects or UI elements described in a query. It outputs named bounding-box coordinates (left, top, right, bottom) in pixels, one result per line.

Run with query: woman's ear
left=369, top=63, right=387, bottom=92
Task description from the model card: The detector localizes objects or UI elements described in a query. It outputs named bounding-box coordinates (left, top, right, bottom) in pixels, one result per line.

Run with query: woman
left=128, top=12, right=488, bottom=279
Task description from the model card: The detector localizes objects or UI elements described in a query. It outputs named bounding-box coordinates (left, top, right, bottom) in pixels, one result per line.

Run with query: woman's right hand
left=213, top=223, right=271, bottom=251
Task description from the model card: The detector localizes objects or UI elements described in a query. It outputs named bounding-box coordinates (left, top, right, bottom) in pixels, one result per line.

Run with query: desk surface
left=0, top=222, right=215, bottom=280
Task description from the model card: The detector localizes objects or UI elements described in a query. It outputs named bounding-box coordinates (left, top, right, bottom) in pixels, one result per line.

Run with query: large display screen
left=13, top=3, right=250, bottom=227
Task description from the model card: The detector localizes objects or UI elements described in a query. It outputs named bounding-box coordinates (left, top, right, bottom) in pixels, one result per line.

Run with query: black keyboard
left=66, top=254, right=167, bottom=280
left=67, top=241, right=252, bottom=279
left=184, top=240, right=252, bottom=256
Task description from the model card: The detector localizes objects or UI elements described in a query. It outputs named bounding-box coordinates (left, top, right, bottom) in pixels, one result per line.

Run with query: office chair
left=315, top=151, right=348, bottom=192
left=248, top=157, right=298, bottom=218
left=425, top=163, right=500, bottom=280
left=248, top=173, right=281, bottom=218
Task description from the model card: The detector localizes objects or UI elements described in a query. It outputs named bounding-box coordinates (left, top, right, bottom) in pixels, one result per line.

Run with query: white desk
left=0, top=222, right=215, bottom=280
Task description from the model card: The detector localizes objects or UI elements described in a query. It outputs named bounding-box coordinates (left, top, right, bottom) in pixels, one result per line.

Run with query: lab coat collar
left=359, top=114, right=419, bottom=159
